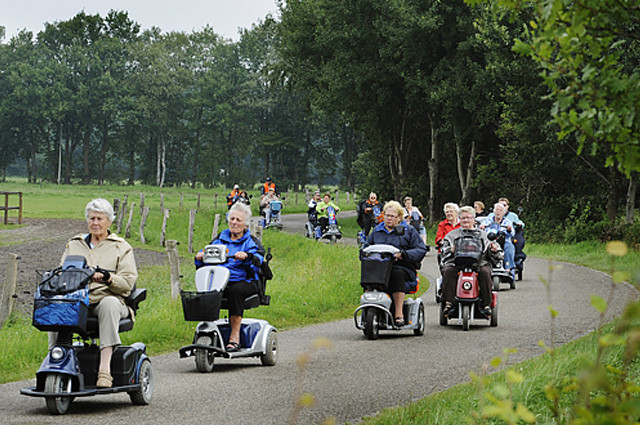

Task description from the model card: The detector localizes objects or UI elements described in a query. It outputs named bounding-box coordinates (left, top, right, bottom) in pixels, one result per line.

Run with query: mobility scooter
left=439, top=234, right=498, bottom=330
left=21, top=255, right=153, bottom=415
left=179, top=243, right=277, bottom=372
left=354, top=244, right=425, bottom=340
left=264, top=200, right=283, bottom=230
left=485, top=224, right=516, bottom=290
left=316, top=205, right=342, bottom=243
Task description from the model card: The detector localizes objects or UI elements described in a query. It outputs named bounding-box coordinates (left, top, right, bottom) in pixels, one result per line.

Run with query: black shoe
left=394, top=317, right=406, bottom=327
left=481, top=306, right=492, bottom=318
left=226, top=341, right=240, bottom=352
left=442, top=302, right=453, bottom=318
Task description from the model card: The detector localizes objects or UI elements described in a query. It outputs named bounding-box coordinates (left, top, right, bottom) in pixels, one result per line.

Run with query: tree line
left=1, top=1, right=639, bottom=237
left=0, top=11, right=358, bottom=192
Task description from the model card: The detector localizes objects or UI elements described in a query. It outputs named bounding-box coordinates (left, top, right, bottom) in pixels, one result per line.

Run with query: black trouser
left=224, top=280, right=259, bottom=317
left=362, top=216, right=374, bottom=236
left=318, top=217, right=329, bottom=233
left=441, top=265, right=492, bottom=307
left=386, top=267, right=414, bottom=294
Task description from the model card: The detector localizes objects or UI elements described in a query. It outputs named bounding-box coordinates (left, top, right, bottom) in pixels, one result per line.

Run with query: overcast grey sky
left=1, top=0, right=279, bottom=41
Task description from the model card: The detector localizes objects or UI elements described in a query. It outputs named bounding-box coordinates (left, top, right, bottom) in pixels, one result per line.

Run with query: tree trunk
left=454, top=127, right=476, bottom=206
left=625, top=173, right=638, bottom=224
left=64, top=128, right=73, bottom=185
left=427, top=112, right=439, bottom=223
left=606, top=167, right=619, bottom=223
left=82, top=128, right=91, bottom=185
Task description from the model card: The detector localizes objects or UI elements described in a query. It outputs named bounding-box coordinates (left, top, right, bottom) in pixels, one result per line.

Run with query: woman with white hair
left=194, top=202, right=264, bottom=352
left=362, top=200, right=427, bottom=326
left=53, top=198, right=138, bottom=388
left=480, top=202, right=516, bottom=280
left=434, top=202, right=461, bottom=249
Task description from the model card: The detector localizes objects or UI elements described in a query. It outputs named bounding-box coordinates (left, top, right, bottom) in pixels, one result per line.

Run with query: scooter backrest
left=202, top=244, right=228, bottom=264
left=270, top=200, right=283, bottom=212
left=195, top=266, right=231, bottom=292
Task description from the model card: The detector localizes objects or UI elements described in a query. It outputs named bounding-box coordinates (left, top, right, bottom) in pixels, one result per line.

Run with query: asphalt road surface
left=1, top=213, right=637, bottom=425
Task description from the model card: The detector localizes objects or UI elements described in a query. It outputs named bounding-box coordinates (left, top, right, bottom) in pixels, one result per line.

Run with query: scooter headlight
left=462, top=282, right=472, bottom=291
left=363, top=292, right=384, bottom=301
left=51, top=346, right=66, bottom=361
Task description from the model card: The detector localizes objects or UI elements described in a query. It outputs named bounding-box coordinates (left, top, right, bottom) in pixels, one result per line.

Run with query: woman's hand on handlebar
left=234, top=251, right=249, bottom=260
left=195, top=250, right=204, bottom=261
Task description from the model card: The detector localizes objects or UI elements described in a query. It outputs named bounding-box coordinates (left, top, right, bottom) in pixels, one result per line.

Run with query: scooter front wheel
left=462, top=305, right=471, bottom=331
left=44, top=373, right=73, bottom=415
left=363, top=309, right=379, bottom=340
left=195, top=335, right=216, bottom=373
left=129, top=359, right=154, bottom=405
left=492, top=276, right=500, bottom=292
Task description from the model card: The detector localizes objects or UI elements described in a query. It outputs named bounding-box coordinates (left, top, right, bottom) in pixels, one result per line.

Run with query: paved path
left=1, top=214, right=637, bottom=424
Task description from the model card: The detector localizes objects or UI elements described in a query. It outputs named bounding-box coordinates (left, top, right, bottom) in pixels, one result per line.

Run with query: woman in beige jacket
left=55, top=198, right=138, bottom=388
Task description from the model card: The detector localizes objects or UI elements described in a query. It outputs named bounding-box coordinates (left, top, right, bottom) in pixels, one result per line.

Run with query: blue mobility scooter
left=264, top=200, right=283, bottom=230
left=354, top=244, right=425, bottom=340
left=21, top=255, right=153, bottom=415
left=179, top=243, right=277, bottom=372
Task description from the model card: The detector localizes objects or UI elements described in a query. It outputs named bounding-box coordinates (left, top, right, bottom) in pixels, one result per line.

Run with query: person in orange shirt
left=226, top=184, right=241, bottom=208
left=261, top=178, right=278, bottom=197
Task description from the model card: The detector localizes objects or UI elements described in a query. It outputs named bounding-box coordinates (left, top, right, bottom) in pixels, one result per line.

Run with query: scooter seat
left=83, top=316, right=134, bottom=337
left=221, top=294, right=261, bottom=311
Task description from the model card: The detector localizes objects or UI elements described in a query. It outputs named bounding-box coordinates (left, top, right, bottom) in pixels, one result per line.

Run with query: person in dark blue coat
left=363, top=200, right=427, bottom=326
left=194, top=203, right=263, bottom=352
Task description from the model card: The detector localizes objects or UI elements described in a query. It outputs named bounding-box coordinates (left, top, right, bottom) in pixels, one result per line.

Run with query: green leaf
left=590, top=295, right=607, bottom=313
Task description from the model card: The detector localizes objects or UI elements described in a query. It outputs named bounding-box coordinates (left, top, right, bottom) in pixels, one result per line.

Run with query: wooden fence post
left=305, top=188, right=310, bottom=203
left=125, top=203, right=135, bottom=239
left=197, top=193, right=201, bottom=210
left=335, top=190, right=339, bottom=203
left=211, top=214, right=220, bottom=240
left=160, top=193, right=164, bottom=211
left=188, top=209, right=196, bottom=253
left=249, top=218, right=263, bottom=242
left=180, top=192, right=184, bottom=209
left=139, top=206, right=150, bottom=244
left=346, top=192, right=350, bottom=204
left=140, top=193, right=145, bottom=215
left=214, top=193, right=218, bottom=209
left=0, top=254, right=19, bottom=329
left=160, top=209, right=170, bottom=247
left=165, top=240, right=181, bottom=299
left=113, top=198, right=121, bottom=223
left=117, top=194, right=128, bottom=234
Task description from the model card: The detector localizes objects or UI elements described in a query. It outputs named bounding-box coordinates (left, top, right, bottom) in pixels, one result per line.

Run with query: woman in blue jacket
left=195, top=203, right=263, bottom=352
left=363, top=200, right=427, bottom=326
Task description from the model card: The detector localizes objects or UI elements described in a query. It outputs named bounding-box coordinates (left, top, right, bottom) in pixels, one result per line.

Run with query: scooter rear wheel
left=195, top=335, right=216, bottom=373
left=413, top=303, right=425, bottom=336
left=363, top=309, right=379, bottom=340
left=490, top=302, right=498, bottom=327
left=129, top=359, right=154, bottom=405
left=260, top=329, right=278, bottom=366
left=44, top=373, right=73, bottom=415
